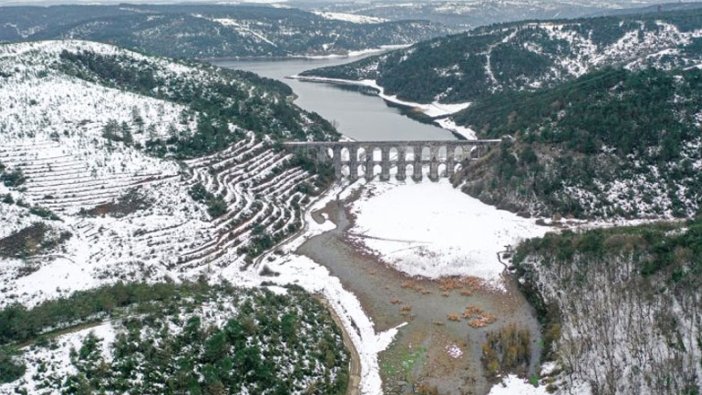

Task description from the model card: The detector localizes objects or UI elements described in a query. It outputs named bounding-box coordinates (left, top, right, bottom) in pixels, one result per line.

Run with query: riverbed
left=299, top=181, right=544, bottom=394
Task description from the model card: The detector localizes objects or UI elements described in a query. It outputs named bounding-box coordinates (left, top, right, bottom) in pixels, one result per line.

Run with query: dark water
left=213, top=57, right=457, bottom=141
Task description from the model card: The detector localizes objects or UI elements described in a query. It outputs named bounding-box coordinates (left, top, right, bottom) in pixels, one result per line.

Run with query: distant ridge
left=0, top=4, right=450, bottom=58
left=587, top=1, right=702, bottom=17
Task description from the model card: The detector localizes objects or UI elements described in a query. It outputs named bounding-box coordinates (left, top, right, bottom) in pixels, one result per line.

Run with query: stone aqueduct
left=284, top=140, right=501, bottom=181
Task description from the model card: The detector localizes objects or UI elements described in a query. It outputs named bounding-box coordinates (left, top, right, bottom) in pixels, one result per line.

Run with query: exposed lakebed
left=299, top=181, right=544, bottom=394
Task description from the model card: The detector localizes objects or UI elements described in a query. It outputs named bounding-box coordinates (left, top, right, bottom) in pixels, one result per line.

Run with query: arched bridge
left=284, top=140, right=501, bottom=182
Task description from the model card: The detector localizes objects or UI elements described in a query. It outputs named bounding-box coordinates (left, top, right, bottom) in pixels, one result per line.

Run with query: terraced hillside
left=0, top=41, right=334, bottom=307
left=302, top=9, right=702, bottom=104
left=0, top=4, right=450, bottom=58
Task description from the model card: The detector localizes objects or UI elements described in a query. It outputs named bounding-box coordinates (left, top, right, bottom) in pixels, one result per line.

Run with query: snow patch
left=291, top=75, right=471, bottom=120
left=487, top=375, right=549, bottom=395
left=347, top=179, right=550, bottom=288
left=435, top=117, right=477, bottom=139
left=313, top=11, right=388, bottom=24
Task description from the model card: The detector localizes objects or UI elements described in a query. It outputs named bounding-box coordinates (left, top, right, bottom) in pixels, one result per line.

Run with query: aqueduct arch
left=286, top=139, right=501, bottom=182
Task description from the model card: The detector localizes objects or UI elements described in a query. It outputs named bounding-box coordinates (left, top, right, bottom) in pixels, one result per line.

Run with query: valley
left=296, top=180, right=547, bottom=394
left=301, top=9, right=702, bottom=219
left=0, top=40, right=553, bottom=394
left=1, top=2, right=701, bottom=395
left=211, top=55, right=552, bottom=393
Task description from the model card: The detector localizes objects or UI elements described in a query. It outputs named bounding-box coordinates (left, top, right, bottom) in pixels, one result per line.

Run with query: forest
left=457, top=67, right=702, bottom=218
left=0, top=282, right=350, bottom=394
left=0, top=4, right=448, bottom=58
left=512, top=217, right=702, bottom=393
left=303, top=8, right=702, bottom=104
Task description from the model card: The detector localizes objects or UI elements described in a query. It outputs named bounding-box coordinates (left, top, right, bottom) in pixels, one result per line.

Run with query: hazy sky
left=0, top=0, right=288, bottom=5
left=0, top=0, right=664, bottom=6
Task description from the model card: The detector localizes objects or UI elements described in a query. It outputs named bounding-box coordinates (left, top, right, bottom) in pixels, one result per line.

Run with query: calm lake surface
left=213, top=57, right=456, bottom=141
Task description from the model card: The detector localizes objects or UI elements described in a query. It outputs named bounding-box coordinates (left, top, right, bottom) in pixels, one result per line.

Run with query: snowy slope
left=312, top=11, right=388, bottom=24
left=0, top=41, right=324, bottom=308
left=0, top=286, right=349, bottom=395
left=515, top=222, right=702, bottom=394
left=307, top=0, right=670, bottom=29
left=302, top=10, right=702, bottom=104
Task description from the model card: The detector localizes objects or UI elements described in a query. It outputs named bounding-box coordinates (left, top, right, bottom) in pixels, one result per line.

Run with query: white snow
left=300, top=44, right=412, bottom=60
left=436, top=117, right=477, bottom=139
left=291, top=75, right=472, bottom=125
left=487, top=366, right=593, bottom=395
left=1, top=323, right=116, bottom=394
left=313, top=11, right=388, bottom=24
left=487, top=375, right=548, bottom=395
left=347, top=179, right=550, bottom=289
left=0, top=40, right=323, bottom=308
left=207, top=17, right=278, bottom=47
left=446, top=344, right=463, bottom=359
left=250, top=254, right=405, bottom=394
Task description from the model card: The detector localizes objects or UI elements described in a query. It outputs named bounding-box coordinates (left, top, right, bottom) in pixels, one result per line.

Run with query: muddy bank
left=297, top=189, right=542, bottom=395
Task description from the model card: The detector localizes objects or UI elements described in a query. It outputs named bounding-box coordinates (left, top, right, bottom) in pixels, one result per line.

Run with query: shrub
left=1, top=169, right=26, bottom=187
left=0, top=346, right=25, bottom=383
left=29, top=206, right=61, bottom=221
left=481, top=323, right=531, bottom=379
left=188, top=183, right=227, bottom=219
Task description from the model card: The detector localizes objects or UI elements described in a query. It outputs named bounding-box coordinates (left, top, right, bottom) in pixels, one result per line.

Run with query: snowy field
left=347, top=179, right=550, bottom=289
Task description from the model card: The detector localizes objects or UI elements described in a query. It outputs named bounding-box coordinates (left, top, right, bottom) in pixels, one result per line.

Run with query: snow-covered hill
left=302, top=9, right=702, bottom=104
left=0, top=40, right=329, bottom=308
left=454, top=67, right=702, bottom=219
left=301, top=10, right=702, bottom=221
left=0, top=283, right=350, bottom=394
left=0, top=4, right=451, bottom=58
left=305, top=0, right=670, bottom=29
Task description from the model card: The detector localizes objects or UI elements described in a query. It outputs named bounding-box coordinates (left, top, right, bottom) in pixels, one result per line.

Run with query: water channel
left=214, top=57, right=542, bottom=395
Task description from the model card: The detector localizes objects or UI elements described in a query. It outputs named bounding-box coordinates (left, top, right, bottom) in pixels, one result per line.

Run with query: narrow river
left=215, top=57, right=542, bottom=395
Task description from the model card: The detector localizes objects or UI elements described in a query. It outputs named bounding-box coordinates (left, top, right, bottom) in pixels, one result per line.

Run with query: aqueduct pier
left=284, top=140, right=501, bottom=181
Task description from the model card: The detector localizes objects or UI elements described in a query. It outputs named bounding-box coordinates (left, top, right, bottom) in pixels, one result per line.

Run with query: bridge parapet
left=284, top=139, right=501, bottom=182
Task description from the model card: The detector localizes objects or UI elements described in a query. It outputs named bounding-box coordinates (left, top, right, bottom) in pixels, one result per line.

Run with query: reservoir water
left=213, top=57, right=457, bottom=141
